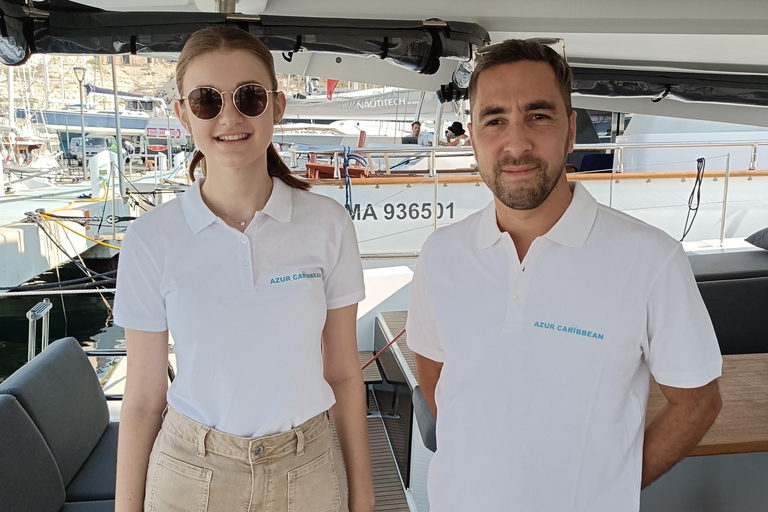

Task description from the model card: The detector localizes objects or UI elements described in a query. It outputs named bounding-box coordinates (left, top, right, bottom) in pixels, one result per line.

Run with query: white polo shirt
left=114, top=177, right=365, bottom=437
left=406, top=182, right=722, bottom=512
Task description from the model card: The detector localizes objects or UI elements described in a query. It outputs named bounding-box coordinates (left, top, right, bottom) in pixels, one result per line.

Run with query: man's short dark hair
left=469, top=39, right=572, bottom=114
left=411, top=121, right=421, bottom=128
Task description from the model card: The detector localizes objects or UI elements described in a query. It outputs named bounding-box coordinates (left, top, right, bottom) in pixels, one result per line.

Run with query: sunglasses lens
left=234, top=84, right=269, bottom=117
left=187, top=87, right=222, bottom=120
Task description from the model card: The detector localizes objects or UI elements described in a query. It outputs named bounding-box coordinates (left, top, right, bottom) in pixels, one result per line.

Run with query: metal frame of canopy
left=3, top=0, right=768, bottom=124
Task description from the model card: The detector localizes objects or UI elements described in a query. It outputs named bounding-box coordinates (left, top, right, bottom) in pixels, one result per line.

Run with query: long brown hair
left=176, top=26, right=309, bottom=190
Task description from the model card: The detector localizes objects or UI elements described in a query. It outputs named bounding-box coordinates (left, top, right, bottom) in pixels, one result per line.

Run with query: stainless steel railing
left=27, top=298, right=53, bottom=361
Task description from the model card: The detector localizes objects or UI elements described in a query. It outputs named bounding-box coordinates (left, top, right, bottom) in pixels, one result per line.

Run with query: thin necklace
left=200, top=184, right=252, bottom=227
left=220, top=212, right=249, bottom=227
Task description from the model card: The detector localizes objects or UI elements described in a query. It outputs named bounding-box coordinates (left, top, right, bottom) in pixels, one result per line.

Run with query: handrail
left=26, top=299, right=53, bottom=361
left=571, top=141, right=768, bottom=151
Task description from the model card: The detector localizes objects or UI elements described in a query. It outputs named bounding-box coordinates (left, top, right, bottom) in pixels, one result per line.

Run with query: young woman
left=114, top=27, right=374, bottom=512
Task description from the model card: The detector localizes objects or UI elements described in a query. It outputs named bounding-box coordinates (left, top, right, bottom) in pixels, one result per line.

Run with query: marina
left=1, top=0, right=768, bottom=511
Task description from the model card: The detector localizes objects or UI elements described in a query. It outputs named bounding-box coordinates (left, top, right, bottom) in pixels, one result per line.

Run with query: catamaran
left=1, top=1, right=767, bottom=511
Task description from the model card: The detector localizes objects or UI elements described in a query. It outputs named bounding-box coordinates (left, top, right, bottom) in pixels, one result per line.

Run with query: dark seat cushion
left=60, top=500, right=115, bottom=512
left=688, top=250, right=768, bottom=282
left=66, top=422, right=119, bottom=502
left=746, top=226, right=768, bottom=250
left=0, top=337, right=109, bottom=487
left=697, top=277, right=768, bottom=355
left=0, top=394, right=66, bottom=512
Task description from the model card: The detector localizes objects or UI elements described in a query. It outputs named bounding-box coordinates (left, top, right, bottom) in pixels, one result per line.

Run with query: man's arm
left=415, top=353, right=444, bottom=419
left=642, top=379, right=722, bottom=488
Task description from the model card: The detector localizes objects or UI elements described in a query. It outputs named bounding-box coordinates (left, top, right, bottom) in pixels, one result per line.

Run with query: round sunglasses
left=180, top=83, right=277, bottom=120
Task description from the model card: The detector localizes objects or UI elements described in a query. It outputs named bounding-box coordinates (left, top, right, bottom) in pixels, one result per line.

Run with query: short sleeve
left=113, top=227, right=167, bottom=332
left=324, top=214, right=365, bottom=310
left=644, top=245, right=722, bottom=388
left=406, top=253, right=445, bottom=362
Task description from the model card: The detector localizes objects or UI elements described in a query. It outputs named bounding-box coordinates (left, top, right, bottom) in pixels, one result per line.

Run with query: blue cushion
left=0, top=338, right=109, bottom=487
left=0, top=394, right=65, bottom=512
left=66, top=422, right=119, bottom=501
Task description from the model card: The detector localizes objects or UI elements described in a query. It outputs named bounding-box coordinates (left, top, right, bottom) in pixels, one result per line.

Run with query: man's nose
left=502, top=119, right=533, bottom=157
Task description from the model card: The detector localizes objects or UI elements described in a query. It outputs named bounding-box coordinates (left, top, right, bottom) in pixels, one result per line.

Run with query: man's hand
left=642, top=379, right=722, bottom=488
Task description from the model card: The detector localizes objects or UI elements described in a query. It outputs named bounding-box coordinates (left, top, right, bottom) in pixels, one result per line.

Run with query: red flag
left=327, top=79, right=339, bottom=100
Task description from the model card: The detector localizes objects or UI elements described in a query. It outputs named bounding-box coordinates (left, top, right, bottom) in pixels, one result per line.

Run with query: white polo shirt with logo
left=406, top=182, right=722, bottom=512
left=114, top=176, right=365, bottom=437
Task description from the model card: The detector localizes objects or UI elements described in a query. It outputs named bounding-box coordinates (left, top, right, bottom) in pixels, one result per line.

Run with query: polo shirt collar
left=261, top=176, right=293, bottom=223
left=181, top=178, right=216, bottom=235
left=476, top=182, right=598, bottom=250
left=543, top=182, right=598, bottom=248
left=477, top=201, right=503, bottom=250
left=181, top=176, right=294, bottom=235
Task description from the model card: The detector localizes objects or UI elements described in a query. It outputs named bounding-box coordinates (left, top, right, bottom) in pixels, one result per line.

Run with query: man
left=411, top=120, right=431, bottom=146
left=406, top=39, right=722, bottom=511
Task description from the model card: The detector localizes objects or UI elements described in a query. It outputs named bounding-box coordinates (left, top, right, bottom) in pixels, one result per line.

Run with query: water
left=0, top=262, right=124, bottom=382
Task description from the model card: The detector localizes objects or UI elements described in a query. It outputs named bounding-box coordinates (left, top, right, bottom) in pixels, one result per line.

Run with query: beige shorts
left=144, top=407, right=348, bottom=512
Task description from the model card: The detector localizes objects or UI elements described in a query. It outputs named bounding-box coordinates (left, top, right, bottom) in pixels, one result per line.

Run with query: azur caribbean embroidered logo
left=533, top=321, right=605, bottom=340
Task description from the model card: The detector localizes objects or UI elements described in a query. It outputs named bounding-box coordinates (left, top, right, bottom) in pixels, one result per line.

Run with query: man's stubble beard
left=482, top=139, right=570, bottom=211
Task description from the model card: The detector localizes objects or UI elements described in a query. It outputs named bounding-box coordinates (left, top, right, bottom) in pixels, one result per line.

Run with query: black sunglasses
left=180, top=83, right=277, bottom=120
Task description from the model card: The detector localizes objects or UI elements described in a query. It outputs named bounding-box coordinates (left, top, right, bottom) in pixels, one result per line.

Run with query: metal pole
left=0, top=159, right=5, bottom=197
left=110, top=161, right=116, bottom=239
left=28, top=317, right=37, bottom=361
left=749, top=144, right=758, bottom=171
left=414, top=90, right=426, bottom=123
left=41, top=298, right=51, bottom=352
left=215, top=0, right=237, bottom=12
left=433, top=169, right=439, bottom=232
left=616, top=146, right=624, bottom=173
left=719, top=153, right=731, bottom=247
left=433, top=101, right=444, bottom=151
left=79, top=83, right=86, bottom=179
left=333, top=152, right=340, bottom=179
left=167, top=115, right=173, bottom=173
left=8, top=66, right=15, bottom=132
left=111, top=57, right=125, bottom=198
left=65, top=115, right=70, bottom=169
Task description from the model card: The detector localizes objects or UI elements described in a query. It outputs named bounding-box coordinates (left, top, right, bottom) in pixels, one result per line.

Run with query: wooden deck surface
left=647, top=354, right=768, bottom=456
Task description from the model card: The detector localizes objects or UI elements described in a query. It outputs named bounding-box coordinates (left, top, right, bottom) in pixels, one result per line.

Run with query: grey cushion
left=697, top=277, right=768, bottom=355
left=60, top=500, right=115, bottom=512
left=688, top=250, right=768, bottom=282
left=746, top=226, right=768, bottom=250
left=66, top=422, right=119, bottom=502
left=0, top=394, right=66, bottom=512
left=0, top=337, right=109, bottom=487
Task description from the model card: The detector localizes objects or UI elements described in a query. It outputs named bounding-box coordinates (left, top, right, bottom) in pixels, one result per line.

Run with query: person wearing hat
left=440, top=121, right=471, bottom=146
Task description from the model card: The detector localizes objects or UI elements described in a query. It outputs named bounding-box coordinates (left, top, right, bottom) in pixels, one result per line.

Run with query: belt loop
left=161, top=405, right=169, bottom=421
left=295, top=427, right=305, bottom=457
left=197, top=425, right=210, bottom=457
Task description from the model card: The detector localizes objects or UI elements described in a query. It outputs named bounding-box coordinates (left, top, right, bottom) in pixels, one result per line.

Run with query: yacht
left=1, top=1, right=767, bottom=512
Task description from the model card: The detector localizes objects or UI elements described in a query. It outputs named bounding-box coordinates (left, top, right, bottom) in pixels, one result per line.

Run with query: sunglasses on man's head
left=180, top=83, right=277, bottom=120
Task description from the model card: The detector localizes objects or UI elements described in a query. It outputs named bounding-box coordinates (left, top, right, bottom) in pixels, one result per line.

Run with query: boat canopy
left=2, top=0, right=768, bottom=124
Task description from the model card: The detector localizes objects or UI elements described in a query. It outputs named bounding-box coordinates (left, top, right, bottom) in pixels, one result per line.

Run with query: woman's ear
left=272, top=91, right=286, bottom=125
left=174, top=99, right=191, bottom=133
